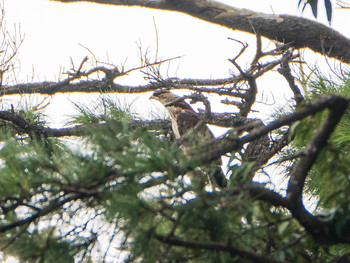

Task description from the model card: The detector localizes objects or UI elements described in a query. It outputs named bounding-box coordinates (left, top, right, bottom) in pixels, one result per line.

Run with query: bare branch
left=277, top=49, right=304, bottom=105
left=336, top=0, right=350, bottom=8
left=191, top=95, right=349, bottom=166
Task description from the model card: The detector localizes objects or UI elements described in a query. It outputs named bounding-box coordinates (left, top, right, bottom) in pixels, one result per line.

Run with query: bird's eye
left=153, top=89, right=167, bottom=97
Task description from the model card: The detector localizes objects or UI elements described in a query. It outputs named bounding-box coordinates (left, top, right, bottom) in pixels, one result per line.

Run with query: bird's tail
left=209, top=163, right=227, bottom=188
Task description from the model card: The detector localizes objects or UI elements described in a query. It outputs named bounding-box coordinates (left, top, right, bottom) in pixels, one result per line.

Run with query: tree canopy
left=0, top=0, right=349, bottom=262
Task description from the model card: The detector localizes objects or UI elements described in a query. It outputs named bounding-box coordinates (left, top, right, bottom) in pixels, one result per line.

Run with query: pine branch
left=155, top=234, right=287, bottom=263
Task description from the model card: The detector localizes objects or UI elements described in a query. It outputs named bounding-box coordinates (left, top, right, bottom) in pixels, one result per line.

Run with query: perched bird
left=150, top=89, right=226, bottom=187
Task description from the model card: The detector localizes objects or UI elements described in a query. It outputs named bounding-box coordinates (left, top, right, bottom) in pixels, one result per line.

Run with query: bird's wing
left=151, top=90, right=226, bottom=187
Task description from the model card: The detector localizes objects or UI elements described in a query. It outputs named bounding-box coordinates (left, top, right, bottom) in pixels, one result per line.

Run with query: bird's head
left=150, top=89, right=179, bottom=105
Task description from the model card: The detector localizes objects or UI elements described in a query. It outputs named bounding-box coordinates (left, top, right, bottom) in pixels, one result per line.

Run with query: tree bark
left=52, top=0, right=350, bottom=63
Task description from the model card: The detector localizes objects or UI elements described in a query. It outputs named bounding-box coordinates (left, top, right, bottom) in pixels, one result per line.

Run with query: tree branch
left=284, top=95, right=349, bottom=243
left=191, top=95, right=349, bottom=167
left=155, top=234, right=287, bottom=263
left=52, top=0, right=350, bottom=63
left=287, top=96, right=348, bottom=204
left=0, top=192, right=97, bottom=233
left=0, top=107, right=266, bottom=140
left=277, top=49, right=304, bottom=105
left=0, top=112, right=173, bottom=138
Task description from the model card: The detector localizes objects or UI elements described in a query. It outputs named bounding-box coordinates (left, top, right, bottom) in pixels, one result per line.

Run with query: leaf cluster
left=290, top=74, right=350, bottom=252
left=0, top=98, right=336, bottom=262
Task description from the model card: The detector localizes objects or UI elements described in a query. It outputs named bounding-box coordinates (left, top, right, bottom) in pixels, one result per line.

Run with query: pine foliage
left=0, top=88, right=348, bottom=262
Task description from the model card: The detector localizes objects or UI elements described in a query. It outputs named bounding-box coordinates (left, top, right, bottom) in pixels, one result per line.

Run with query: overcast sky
left=4, top=0, right=348, bottom=82
left=0, top=0, right=349, bottom=158
left=2, top=0, right=349, bottom=127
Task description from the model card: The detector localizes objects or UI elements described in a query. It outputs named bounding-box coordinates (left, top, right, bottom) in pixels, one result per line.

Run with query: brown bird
left=150, top=89, right=226, bottom=187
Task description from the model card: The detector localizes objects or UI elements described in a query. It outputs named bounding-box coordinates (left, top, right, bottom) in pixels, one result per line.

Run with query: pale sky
left=4, top=0, right=348, bottom=82
left=2, top=0, right=349, bottom=127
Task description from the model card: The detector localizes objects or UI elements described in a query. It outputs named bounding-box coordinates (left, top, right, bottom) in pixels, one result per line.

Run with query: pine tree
left=0, top=1, right=349, bottom=262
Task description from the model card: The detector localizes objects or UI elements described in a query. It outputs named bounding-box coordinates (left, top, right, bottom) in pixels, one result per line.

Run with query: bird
left=150, top=89, right=226, bottom=187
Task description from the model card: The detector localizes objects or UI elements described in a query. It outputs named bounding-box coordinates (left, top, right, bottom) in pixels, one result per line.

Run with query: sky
left=0, top=0, right=349, bottom=128
left=1, top=0, right=350, bottom=261
left=4, top=0, right=347, bottom=81
left=1, top=0, right=348, bottom=128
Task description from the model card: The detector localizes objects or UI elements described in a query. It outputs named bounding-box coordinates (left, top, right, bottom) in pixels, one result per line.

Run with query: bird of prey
left=150, top=89, right=226, bottom=187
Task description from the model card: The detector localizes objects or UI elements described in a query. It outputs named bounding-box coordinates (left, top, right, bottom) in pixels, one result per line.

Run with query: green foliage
left=228, top=162, right=255, bottom=187
left=72, top=97, right=132, bottom=125
left=0, top=98, right=197, bottom=261
left=289, top=74, right=350, bottom=257
left=4, top=228, right=74, bottom=263
left=0, top=94, right=348, bottom=262
left=293, top=74, right=350, bottom=209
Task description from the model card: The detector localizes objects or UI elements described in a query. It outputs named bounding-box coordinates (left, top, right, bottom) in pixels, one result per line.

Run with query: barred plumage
left=151, top=89, right=225, bottom=187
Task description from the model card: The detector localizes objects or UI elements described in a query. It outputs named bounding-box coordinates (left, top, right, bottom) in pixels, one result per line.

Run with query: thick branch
left=0, top=78, right=240, bottom=96
left=1, top=80, right=155, bottom=95
left=251, top=132, right=290, bottom=169
left=284, top=96, right=349, bottom=243
left=0, top=108, right=263, bottom=139
left=0, top=47, right=287, bottom=97
left=287, top=97, right=348, bottom=204
left=155, top=234, right=287, bottom=263
left=0, top=112, right=173, bottom=138
left=247, top=183, right=289, bottom=208
left=0, top=111, right=48, bottom=138
left=247, top=181, right=350, bottom=244
left=53, top=0, right=350, bottom=63
left=192, top=95, right=348, bottom=166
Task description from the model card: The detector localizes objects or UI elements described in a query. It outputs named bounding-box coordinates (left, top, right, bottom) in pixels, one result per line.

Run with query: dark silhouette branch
left=0, top=192, right=97, bottom=233
left=193, top=95, right=349, bottom=166
left=0, top=49, right=287, bottom=97
left=247, top=183, right=289, bottom=208
left=155, top=234, right=287, bottom=263
left=285, top=95, right=349, bottom=243
left=52, top=0, right=350, bottom=63
left=0, top=107, right=269, bottom=139
left=287, top=97, right=348, bottom=203
left=277, top=48, right=304, bottom=105
left=225, top=95, right=349, bottom=244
